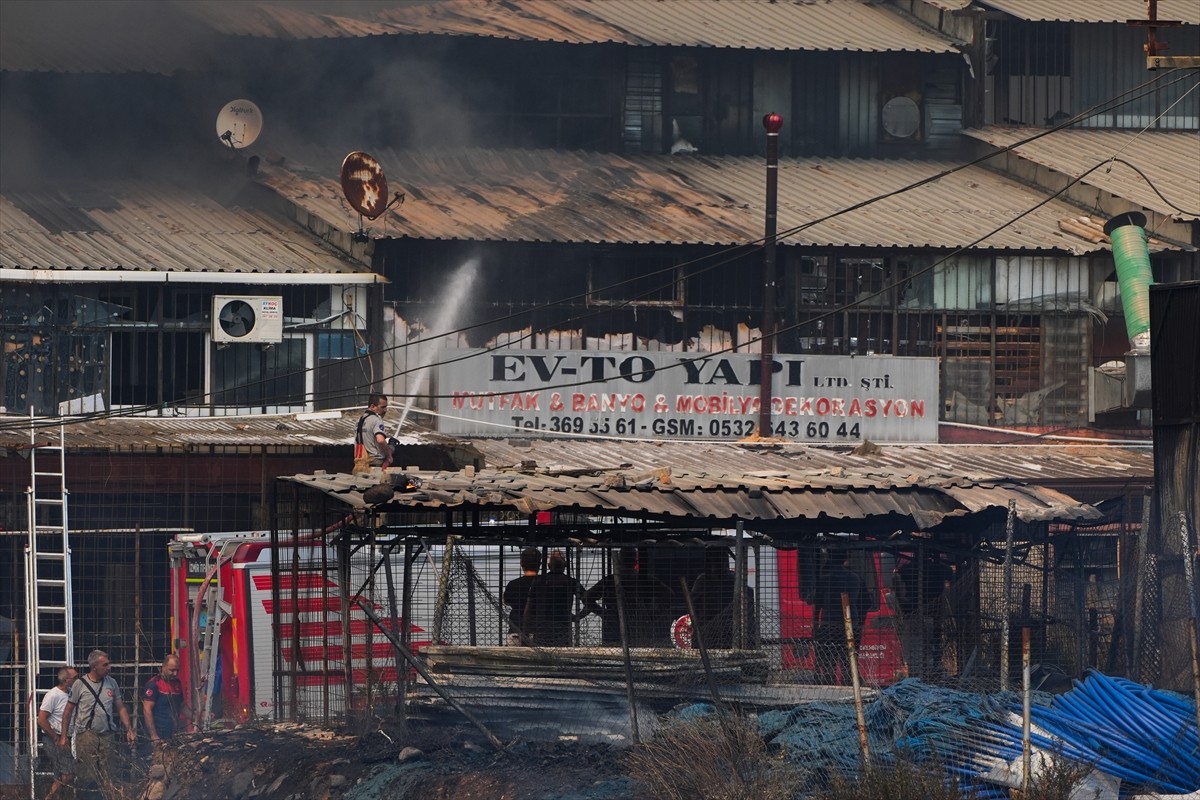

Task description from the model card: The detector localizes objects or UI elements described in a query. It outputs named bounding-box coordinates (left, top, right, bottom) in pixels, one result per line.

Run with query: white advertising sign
left=437, top=350, right=939, bottom=443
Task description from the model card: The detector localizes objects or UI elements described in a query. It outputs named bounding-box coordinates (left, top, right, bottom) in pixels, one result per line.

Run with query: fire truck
left=774, top=547, right=907, bottom=686
left=168, top=531, right=426, bottom=725
left=169, top=531, right=908, bottom=726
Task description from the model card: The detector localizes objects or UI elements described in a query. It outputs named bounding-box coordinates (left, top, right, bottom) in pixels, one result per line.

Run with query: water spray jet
left=394, top=256, right=481, bottom=433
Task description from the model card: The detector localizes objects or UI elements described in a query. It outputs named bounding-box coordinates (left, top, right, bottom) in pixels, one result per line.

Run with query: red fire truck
left=775, top=548, right=907, bottom=686
left=170, top=532, right=908, bottom=726
left=169, top=531, right=426, bottom=725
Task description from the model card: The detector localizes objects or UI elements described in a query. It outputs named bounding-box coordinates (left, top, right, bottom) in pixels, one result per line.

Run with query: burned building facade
left=3, top=1, right=1197, bottom=436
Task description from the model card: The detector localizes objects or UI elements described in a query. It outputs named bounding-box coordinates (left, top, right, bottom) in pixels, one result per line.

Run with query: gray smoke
left=1, top=1, right=481, bottom=191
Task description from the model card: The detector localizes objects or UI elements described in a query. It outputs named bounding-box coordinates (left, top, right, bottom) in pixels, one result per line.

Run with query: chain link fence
left=263, top=502, right=1182, bottom=745
left=3, top=490, right=1188, bottom=795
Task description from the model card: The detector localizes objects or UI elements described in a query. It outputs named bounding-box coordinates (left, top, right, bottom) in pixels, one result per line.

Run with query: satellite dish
left=216, top=99, right=264, bottom=149
left=340, top=151, right=390, bottom=219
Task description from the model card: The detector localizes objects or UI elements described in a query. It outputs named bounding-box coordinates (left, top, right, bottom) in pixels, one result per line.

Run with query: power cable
left=271, top=70, right=1200, bottom=404
left=6, top=148, right=1135, bottom=437
left=344, top=153, right=1124, bottom=412
left=311, top=72, right=1200, bottom=402
left=306, top=69, right=1199, bottom=365
left=277, top=70, right=1199, bottom=413
left=5, top=69, right=1194, bottom=431
left=214, top=67, right=1197, bottom=410
left=1108, top=157, right=1200, bottom=217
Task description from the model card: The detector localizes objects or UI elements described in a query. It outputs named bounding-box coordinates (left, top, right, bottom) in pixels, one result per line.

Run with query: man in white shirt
left=36, top=667, right=77, bottom=800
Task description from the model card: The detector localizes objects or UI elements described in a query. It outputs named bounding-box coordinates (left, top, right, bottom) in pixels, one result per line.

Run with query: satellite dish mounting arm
left=352, top=192, right=405, bottom=242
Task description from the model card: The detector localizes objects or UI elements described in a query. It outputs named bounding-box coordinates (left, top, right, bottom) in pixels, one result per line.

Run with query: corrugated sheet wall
left=839, top=53, right=880, bottom=155
left=1073, top=24, right=1200, bottom=129
left=985, top=20, right=1199, bottom=129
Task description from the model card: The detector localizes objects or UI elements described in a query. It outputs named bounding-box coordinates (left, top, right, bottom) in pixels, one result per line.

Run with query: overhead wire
left=305, top=67, right=1199, bottom=385
left=174, top=66, right=1198, bottom=417
left=274, top=69, right=1200, bottom=406
left=284, top=71, right=1200, bottom=413
left=5, top=69, right=1196, bottom=432
left=366, top=153, right=1129, bottom=411
left=314, top=70, right=1200, bottom=413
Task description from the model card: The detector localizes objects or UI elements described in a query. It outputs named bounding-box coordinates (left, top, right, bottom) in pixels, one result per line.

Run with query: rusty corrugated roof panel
left=258, top=147, right=1186, bottom=254
left=463, top=437, right=1154, bottom=486
left=0, top=410, right=1128, bottom=526
left=966, top=127, right=1200, bottom=223
left=0, top=1, right=219, bottom=74
left=2, top=411, right=1151, bottom=492
left=0, top=183, right=380, bottom=281
left=279, top=464, right=1100, bottom=528
left=978, top=0, right=1200, bottom=25
left=0, top=411, right=363, bottom=450
left=190, top=0, right=960, bottom=52
left=184, top=2, right=398, bottom=40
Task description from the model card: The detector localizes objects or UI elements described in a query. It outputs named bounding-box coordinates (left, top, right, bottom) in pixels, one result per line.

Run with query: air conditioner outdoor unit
left=212, top=296, right=284, bottom=343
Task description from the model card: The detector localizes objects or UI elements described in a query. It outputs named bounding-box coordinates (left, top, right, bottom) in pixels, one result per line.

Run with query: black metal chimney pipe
left=759, top=113, right=783, bottom=437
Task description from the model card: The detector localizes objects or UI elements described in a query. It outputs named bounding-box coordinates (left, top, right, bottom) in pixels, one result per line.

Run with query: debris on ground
left=88, top=672, right=1197, bottom=800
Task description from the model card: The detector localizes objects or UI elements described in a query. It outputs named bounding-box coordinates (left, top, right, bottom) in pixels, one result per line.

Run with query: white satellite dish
left=215, top=99, right=263, bottom=149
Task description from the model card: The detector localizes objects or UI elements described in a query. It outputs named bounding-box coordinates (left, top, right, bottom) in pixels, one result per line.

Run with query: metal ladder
left=199, top=581, right=231, bottom=728
left=23, top=410, right=74, bottom=798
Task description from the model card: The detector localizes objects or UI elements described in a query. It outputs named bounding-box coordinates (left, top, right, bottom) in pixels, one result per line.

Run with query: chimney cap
left=1103, top=211, right=1147, bottom=236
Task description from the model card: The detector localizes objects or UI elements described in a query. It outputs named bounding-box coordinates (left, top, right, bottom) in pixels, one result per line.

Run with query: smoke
left=244, top=39, right=487, bottom=167
left=0, top=1, right=231, bottom=191
left=0, top=1, right=485, bottom=193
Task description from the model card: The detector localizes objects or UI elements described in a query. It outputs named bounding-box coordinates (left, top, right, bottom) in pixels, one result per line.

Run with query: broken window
left=588, top=251, right=684, bottom=308
left=667, top=54, right=703, bottom=154
left=899, top=256, right=992, bottom=310
left=622, top=51, right=663, bottom=153
left=987, top=20, right=1072, bottom=127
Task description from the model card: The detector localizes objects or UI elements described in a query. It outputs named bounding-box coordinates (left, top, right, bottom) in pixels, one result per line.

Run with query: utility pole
left=758, top=112, right=783, bottom=438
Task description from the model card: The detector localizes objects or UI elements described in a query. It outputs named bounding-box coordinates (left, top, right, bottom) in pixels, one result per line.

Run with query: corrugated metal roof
left=182, top=2, right=398, bottom=40
left=3, top=407, right=1150, bottom=481
left=8, top=410, right=460, bottom=453
left=978, top=0, right=1200, bottom=25
left=0, top=1, right=219, bottom=74
left=0, top=410, right=1136, bottom=528
left=966, top=127, right=1200, bottom=223
left=0, top=182, right=380, bottom=280
left=275, top=431, right=1135, bottom=528
left=258, top=146, right=1186, bottom=254
left=280, top=464, right=1100, bottom=529
left=0, top=411, right=363, bottom=450
left=191, top=0, right=960, bottom=52
left=460, top=437, right=1154, bottom=487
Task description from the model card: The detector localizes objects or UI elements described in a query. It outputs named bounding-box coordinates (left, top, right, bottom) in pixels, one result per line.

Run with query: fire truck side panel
left=776, top=549, right=906, bottom=685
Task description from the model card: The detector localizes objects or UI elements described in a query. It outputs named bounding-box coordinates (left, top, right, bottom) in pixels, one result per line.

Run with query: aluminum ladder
left=23, top=410, right=74, bottom=799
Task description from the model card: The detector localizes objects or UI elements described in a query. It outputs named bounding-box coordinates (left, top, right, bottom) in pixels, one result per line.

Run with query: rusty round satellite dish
left=340, top=151, right=389, bottom=219
left=215, top=99, right=263, bottom=149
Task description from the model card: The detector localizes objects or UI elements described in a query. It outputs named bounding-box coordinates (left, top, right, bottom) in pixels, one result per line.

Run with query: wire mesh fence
left=1, top=472, right=1187, bottom=798
left=0, top=528, right=180, bottom=792
left=255, top=508, right=1171, bottom=746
